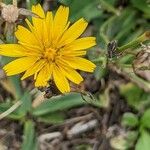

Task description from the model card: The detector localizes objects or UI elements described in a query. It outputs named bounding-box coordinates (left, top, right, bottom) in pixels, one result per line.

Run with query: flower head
left=0, top=4, right=96, bottom=93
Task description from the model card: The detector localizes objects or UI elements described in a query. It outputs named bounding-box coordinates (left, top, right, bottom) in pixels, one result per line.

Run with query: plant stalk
left=117, top=31, right=150, bottom=52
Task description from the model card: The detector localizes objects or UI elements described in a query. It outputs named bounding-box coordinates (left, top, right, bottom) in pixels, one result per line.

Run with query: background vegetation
left=0, top=0, right=150, bottom=149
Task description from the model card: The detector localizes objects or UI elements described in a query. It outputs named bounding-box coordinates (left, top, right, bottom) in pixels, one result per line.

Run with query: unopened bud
left=1, top=4, right=19, bottom=23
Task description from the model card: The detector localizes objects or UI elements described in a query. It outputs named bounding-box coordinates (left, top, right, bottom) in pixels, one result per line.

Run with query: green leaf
left=21, top=120, right=38, bottom=150
left=119, top=83, right=150, bottom=110
left=126, top=131, right=139, bottom=145
left=100, top=0, right=120, bottom=15
left=141, top=109, right=150, bottom=129
left=37, top=112, right=65, bottom=124
left=136, top=130, right=150, bottom=150
left=32, top=93, right=85, bottom=116
left=101, top=0, right=117, bottom=6
left=102, top=8, right=137, bottom=45
left=131, top=0, right=150, bottom=17
left=18, top=92, right=32, bottom=116
left=3, top=0, right=12, bottom=4
left=121, top=112, right=139, bottom=127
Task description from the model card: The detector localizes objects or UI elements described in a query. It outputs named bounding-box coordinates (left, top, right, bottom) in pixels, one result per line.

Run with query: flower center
left=44, top=47, right=57, bottom=61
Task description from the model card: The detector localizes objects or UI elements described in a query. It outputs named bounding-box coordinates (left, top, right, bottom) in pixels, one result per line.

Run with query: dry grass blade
left=0, top=101, right=22, bottom=120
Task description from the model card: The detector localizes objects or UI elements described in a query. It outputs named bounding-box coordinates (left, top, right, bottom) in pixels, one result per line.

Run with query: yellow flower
left=0, top=4, right=96, bottom=93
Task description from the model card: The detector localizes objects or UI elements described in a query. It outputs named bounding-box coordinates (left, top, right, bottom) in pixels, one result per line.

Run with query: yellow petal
left=53, top=65, right=70, bottom=93
left=21, top=59, right=46, bottom=80
left=35, top=63, right=53, bottom=87
left=0, top=44, right=27, bottom=57
left=3, top=57, right=38, bottom=76
left=61, top=50, right=86, bottom=56
left=61, top=57, right=96, bottom=72
left=43, top=20, right=49, bottom=46
left=25, top=18, right=34, bottom=30
left=19, top=43, right=43, bottom=56
left=15, top=25, right=40, bottom=47
left=58, top=61, right=83, bottom=84
left=32, top=4, right=45, bottom=42
left=62, top=37, right=96, bottom=51
left=63, top=21, right=70, bottom=32
left=52, top=6, right=69, bottom=44
left=45, top=11, right=53, bottom=45
left=32, top=4, right=45, bottom=18
left=25, top=18, right=43, bottom=48
left=17, top=21, right=43, bottom=53
left=57, top=18, right=88, bottom=48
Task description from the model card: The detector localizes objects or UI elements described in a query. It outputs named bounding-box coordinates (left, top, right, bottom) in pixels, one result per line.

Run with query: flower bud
left=1, top=4, right=19, bottom=23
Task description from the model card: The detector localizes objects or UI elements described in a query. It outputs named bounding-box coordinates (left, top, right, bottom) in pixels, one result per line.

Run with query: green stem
left=117, top=31, right=150, bottom=52
left=91, top=56, right=106, bottom=63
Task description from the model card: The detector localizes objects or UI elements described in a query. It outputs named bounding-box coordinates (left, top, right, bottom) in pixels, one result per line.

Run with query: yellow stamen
left=44, top=47, right=56, bottom=61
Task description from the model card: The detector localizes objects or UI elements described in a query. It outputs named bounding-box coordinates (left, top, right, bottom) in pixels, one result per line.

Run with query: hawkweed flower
left=0, top=4, right=96, bottom=93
